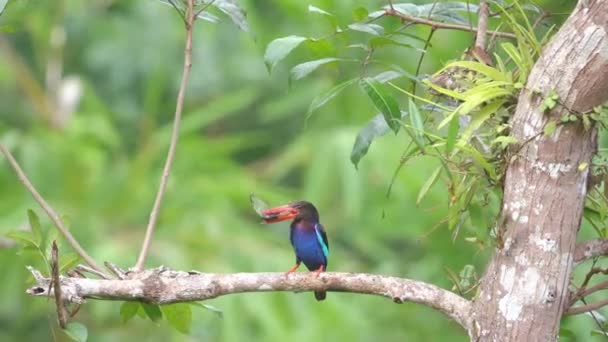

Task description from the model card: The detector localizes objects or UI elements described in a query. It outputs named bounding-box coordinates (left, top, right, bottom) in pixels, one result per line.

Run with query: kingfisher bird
left=261, top=201, right=329, bottom=301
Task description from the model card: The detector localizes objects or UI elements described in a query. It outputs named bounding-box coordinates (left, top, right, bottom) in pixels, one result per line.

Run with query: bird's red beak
left=261, top=204, right=299, bottom=224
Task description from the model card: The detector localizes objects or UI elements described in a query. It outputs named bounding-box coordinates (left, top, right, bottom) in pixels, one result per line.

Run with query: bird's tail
left=314, top=291, right=326, bottom=301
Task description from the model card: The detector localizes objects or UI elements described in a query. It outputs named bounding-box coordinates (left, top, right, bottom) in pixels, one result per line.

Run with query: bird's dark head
left=261, top=200, right=319, bottom=224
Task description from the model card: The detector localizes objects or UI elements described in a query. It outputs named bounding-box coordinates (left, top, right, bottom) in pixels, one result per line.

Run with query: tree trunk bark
left=472, top=1, right=608, bottom=340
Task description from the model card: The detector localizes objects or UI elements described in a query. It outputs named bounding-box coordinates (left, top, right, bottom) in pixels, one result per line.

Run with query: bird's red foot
left=284, top=264, right=300, bottom=277
left=312, top=265, right=324, bottom=277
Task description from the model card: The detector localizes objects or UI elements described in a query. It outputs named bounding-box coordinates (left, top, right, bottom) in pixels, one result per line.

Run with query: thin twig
left=167, top=0, right=187, bottom=24
left=51, top=241, right=67, bottom=329
left=104, top=261, right=127, bottom=280
left=575, top=279, right=608, bottom=301
left=75, top=264, right=110, bottom=280
left=194, top=0, right=216, bottom=19
left=385, top=7, right=516, bottom=39
left=566, top=298, right=608, bottom=316
left=134, top=0, right=196, bottom=271
left=0, top=144, right=107, bottom=275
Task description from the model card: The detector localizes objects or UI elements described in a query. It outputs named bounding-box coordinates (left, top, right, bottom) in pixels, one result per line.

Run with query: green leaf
left=408, top=99, right=424, bottom=145
left=308, top=5, right=332, bottom=16
left=417, top=166, right=442, bottom=205
left=141, top=303, right=163, bottom=323
left=307, top=78, right=357, bottom=117
left=352, top=7, right=368, bottom=21
left=359, top=78, right=400, bottom=133
left=446, top=115, right=459, bottom=153
left=64, top=322, right=88, bottom=342
left=59, top=253, right=81, bottom=273
left=162, top=303, right=192, bottom=334
left=350, top=114, right=391, bottom=169
left=347, top=23, right=384, bottom=36
left=290, top=58, right=342, bottom=81
left=120, top=301, right=140, bottom=323
left=0, top=0, right=8, bottom=16
left=374, top=69, right=417, bottom=83
left=190, top=302, right=224, bottom=319
left=459, top=99, right=505, bottom=144
left=590, top=329, right=607, bottom=337
left=27, top=209, right=42, bottom=245
left=492, top=136, right=518, bottom=149
left=264, top=36, right=308, bottom=72
left=213, top=0, right=250, bottom=32
left=543, top=121, right=556, bottom=136
left=558, top=328, right=576, bottom=339
left=6, top=230, right=38, bottom=248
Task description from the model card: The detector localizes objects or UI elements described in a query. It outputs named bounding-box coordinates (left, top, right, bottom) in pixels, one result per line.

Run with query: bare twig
left=469, top=1, right=493, bottom=65
left=384, top=7, right=516, bottom=39
left=575, top=279, right=608, bottom=301
left=574, top=239, right=608, bottom=264
left=194, top=0, right=216, bottom=19
left=474, top=1, right=489, bottom=50
left=105, top=261, right=127, bottom=280
left=0, top=144, right=107, bottom=275
left=565, top=298, right=608, bottom=316
left=26, top=267, right=473, bottom=332
left=134, top=0, right=196, bottom=271
left=51, top=241, right=67, bottom=329
left=75, top=264, right=110, bottom=280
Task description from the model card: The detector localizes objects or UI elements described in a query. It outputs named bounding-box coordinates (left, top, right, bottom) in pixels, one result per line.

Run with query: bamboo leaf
left=446, top=115, right=460, bottom=153
left=417, top=166, right=442, bottom=205
left=408, top=99, right=424, bottom=145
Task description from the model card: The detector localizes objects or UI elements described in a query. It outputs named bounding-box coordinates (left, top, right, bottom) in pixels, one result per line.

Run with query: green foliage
left=141, top=303, right=163, bottom=323
left=162, top=303, right=193, bottom=334
left=539, top=89, right=559, bottom=112
left=359, top=78, right=401, bottom=134
left=64, top=322, right=88, bottom=342
left=120, top=302, right=140, bottom=323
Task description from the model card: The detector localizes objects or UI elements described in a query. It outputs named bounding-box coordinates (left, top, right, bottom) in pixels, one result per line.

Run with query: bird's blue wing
left=314, top=223, right=329, bottom=260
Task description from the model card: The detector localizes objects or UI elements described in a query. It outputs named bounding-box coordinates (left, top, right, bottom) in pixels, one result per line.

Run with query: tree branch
left=565, top=298, right=608, bottom=316
left=25, top=267, right=473, bottom=332
left=574, top=239, right=608, bottom=264
left=134, top=0, right=196, bottom=271
left=474, top=1, right=489, bottom=50
left=0, top=144, right=107, bottom=276
left=384, top=7, right=516, bottom=40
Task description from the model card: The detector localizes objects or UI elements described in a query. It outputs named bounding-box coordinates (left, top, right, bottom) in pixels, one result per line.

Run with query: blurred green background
left=0, top=0, right=601, bottom=341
